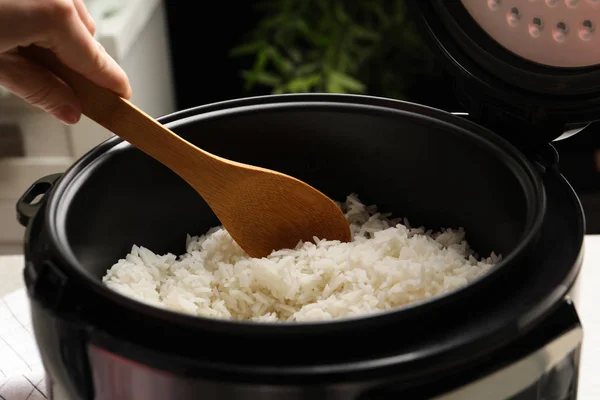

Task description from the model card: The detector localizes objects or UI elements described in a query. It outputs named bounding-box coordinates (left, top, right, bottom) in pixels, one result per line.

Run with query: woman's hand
left=0, top=0, right=131, bottom=124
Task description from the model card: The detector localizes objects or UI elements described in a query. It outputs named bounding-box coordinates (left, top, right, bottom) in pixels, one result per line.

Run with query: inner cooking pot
left=40, top=94, right=544, bottom=334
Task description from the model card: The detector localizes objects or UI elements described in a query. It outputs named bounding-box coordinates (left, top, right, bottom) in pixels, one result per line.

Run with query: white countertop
left=1, top=236, right=599, bottom=398
left=573, top=235, right=600, bottom=397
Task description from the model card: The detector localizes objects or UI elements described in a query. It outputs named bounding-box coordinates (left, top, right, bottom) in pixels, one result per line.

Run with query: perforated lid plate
left=461, top=0, right=599, bottom=68
left=411, top=0, right=600, bottom=142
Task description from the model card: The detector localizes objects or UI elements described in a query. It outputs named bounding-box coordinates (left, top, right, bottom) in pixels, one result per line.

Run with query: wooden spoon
left=20, top=45, right=351, bottom=258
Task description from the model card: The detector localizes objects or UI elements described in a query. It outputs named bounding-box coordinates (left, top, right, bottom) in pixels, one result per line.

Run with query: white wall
left=0, top=0, right=176, bottom=254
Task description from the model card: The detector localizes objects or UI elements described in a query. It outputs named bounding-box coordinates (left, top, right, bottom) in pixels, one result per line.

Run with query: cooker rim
left=26, top=159, right=584, bottom=380
left=40, top=93, right=546, bottom=334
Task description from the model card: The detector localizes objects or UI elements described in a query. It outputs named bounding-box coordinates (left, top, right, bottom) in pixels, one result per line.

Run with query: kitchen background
left=0, top=0, right=599, bottom=255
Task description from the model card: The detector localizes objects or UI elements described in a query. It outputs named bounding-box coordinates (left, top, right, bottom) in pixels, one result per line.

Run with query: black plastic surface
left=361, top=300, right=582, bottom=399
left=30, top=299, right=93, bottom=400
left=78, top=140, right=584, bottom=380
left=66, top=106, right=533, bottom=269
left=20, top=94, right=585, bottom=397
left=16, top=173, right=62, bottom=227
left=42, top=95, right=545, bottom=338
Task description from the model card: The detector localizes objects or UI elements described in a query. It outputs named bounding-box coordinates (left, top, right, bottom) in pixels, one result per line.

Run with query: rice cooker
left=15, top=1, right=600, bottom=399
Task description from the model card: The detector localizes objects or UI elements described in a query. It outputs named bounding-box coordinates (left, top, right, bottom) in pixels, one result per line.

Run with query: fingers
left=73, top=0, right=96, bottom=36
left=0, top=51, right=81, bottom=124
left=46, top=4, right=131, bottom=99
left=0, top=0, right=132, bottom=122
left=40, top=1, right=131, bottom=99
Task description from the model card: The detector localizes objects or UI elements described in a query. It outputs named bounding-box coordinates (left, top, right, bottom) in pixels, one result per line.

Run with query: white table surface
left=574, top=235, right=600, bottom=398
left=1, top=236, right=599, bottom=398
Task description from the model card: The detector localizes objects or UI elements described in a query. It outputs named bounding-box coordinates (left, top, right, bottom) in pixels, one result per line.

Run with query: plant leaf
left=349, top=25, right=380, bottom=41
left=296, top=19, right=330, bottom=46
left=288, top=48, right=303, bottom=63
left=258, top=14, right=289, bottom=29
left=326, top=80, right=345, bottom=93
left=242, top=71, right=282, bottom=86
left=267, top=47, right=293, bottom=77
left=286, top=74, right=322, bottom=92
left=334, top=2, right=350, bottom=24
left=229, top=41, right=266, bottom=57
left=364, top=1, right=390, bottom=26
left=328, top=71, right=365, bottom=93
left=244, top=50, right=269, bottom=91
left=295, top=63, right=319, bottom=76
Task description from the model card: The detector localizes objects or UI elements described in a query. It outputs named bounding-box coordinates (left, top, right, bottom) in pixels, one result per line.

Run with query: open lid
left=410, top=0, right=600, bottom=144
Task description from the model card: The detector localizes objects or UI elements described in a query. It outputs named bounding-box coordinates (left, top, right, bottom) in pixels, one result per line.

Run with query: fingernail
left=55, top=105, right=81, bottom=125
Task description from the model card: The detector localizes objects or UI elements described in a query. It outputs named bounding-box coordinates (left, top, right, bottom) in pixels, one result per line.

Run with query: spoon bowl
left=20, top=45, right=351, bottom=258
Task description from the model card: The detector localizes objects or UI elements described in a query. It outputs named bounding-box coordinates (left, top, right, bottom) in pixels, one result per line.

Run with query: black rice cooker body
left=18, top=94, right=585, bottom=399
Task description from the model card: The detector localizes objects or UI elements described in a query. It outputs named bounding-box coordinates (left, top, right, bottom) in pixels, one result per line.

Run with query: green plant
left=229, top=0, right=439, bottom=99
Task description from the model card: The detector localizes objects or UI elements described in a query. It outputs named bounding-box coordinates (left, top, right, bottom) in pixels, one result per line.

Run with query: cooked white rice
left=102, top=194, right=500, bottom=322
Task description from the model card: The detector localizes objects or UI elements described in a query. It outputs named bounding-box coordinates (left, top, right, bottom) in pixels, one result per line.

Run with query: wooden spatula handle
left=18, top=45, right=217, bottom=185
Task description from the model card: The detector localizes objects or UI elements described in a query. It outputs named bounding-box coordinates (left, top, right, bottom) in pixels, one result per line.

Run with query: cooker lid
left=411, top=0, right=600, bottom=144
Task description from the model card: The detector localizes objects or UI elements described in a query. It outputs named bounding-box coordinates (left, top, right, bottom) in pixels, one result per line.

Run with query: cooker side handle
left=16, top=173, right=63, bottom=227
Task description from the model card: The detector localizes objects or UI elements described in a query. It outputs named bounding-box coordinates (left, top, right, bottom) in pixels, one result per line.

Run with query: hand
left=0, top=0, right=131, bottom=124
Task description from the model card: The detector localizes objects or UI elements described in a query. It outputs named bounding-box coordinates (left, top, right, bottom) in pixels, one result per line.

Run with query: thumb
left=0, top=51, right=81, bottom=124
